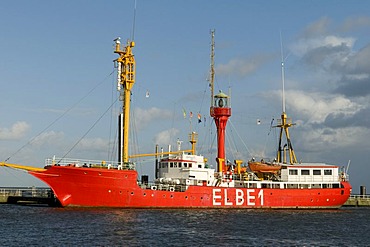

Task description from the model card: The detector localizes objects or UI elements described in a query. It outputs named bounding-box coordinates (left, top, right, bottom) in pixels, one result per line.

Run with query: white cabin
left=281, top=163, right=340, bottom=182
left=158, top=153, right=215, bottom=186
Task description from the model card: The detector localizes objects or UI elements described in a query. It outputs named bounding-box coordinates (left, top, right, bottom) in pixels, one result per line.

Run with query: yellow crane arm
left=0, top=162, right=46, bottom=172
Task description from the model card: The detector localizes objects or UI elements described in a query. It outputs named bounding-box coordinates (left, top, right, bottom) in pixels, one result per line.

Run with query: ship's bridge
left=157, top=153, right=215, bottom=186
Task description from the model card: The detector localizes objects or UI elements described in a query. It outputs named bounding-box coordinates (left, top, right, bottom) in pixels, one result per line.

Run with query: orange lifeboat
left=248, top=160, right=281, bottom=174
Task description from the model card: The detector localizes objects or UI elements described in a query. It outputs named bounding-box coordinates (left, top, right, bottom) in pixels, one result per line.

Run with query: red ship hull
left=29, top=166, right=351, bottom=209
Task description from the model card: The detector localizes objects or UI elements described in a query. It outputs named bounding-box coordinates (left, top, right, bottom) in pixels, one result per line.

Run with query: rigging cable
left=57, top=97, right=119, bottom=164
left=228, top=120, right=253, bottom=157
left=4, top=70, right=115, bottom=163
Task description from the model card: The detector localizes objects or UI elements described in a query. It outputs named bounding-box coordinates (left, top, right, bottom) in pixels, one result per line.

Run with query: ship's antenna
left=131, top=0, right=137, bottom=41
left=346, top=160, right=351, bottom=174
left=280, top=31, right=286, bottom=113
left=209, top=29, right=215, bottom=107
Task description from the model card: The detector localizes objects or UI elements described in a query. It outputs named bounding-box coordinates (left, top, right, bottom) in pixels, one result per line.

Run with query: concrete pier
left=0, top=187, right=59, bottom=206
left=343, top=195, right=370, bottom=207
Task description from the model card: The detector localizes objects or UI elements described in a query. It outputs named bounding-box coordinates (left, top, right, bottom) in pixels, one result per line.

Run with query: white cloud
left=340, top=16, right=370, bottom=32
left=133, top=107, right=172, bottom=130
left=297, top=126, right=370, bottom=154
left=216, top=54, right=272, bottom=78
left=0, top=121, right=30, bottom=140
left=300, top=17, right=331, bottom=38
left=153, top=128, right=180, bottom=147
left=291, top=35, right=355, bottom=57
left=30, top=131, right=65, bottom=147
left=265, top=90, right=359, bottom=124
left=77, top=137, right=109, bottom=151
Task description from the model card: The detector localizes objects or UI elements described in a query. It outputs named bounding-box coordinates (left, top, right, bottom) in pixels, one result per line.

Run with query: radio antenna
left=131, top=0, right=137, bottom=41
left=280, top=31, right=286, bottom=113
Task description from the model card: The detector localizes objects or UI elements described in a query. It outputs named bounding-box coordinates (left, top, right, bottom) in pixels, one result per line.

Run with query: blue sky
left=1, top=0, right=370, bottom=193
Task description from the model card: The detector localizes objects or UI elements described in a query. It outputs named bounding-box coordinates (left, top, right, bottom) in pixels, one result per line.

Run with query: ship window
left=189, top=163, right=192, bottom=168
left=178, top=163, right=182, bottom=168
left=170, top=162, right=174, bottom=168
left=289, top=169, right=298, bottom=175
left=324, top=169, right=332, bottom=175
left=313, top=170, right=321, bottom=175
left=333, top=183, right=340, bottom=188
left=174, top=162, right=178, bottom=168
left=198, top=164, right=202, bottom=168
left=183, top=163, right=187, bottom=168
left=301, top=170, right=310, bottom=175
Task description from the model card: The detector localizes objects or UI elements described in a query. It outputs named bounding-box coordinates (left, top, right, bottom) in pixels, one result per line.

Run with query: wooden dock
left=0, top=187, right=60, bottom=206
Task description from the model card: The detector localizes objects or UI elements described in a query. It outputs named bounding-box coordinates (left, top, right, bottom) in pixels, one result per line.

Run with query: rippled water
left=0, top=205, right=369, bottom=246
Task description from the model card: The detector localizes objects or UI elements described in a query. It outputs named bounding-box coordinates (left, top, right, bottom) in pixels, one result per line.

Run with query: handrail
left=349, top=194, right=370, bottom=199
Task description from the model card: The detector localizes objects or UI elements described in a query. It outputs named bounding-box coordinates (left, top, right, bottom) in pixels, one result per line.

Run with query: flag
left=182, top=108, right=186, bottom=118
left=190, top=111, right=193, bottom=118
left=197, top=113, right=202, bottom=123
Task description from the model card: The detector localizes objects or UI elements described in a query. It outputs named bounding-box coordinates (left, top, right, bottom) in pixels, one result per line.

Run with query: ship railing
left=348, top=194, right=370, bottom=200
left=45, top=157, right=135, bottom=170
left=139, top=182, right=188, bottom=192
left=285, top=176, right=344, bottom=183
left=0, top=187, right=51, bottom=197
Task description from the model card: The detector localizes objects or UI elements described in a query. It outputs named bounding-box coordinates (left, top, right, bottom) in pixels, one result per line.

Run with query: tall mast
left=114, top=37, right=136, bottom=164
left=276, top=39, right=297, bottom=164
left=280, top=34, right=286, bottom=114
left=209, top=30, right=231, bottom=174
left=210, top=29, right=215, bottom=107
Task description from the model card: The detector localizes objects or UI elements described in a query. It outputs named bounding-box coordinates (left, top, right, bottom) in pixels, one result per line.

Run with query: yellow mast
left=276, top=112, right=297, bottom=164
left=114, top=38, right=135, bottom=164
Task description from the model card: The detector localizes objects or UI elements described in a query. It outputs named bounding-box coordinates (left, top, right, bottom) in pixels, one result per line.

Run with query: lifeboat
left=248, top=160, right=281, bottom=174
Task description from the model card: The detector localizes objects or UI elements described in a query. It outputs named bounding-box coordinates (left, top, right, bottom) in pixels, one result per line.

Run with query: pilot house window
left=301, top=170, right=310, bottom=175
left=289, top=169, right=298, bottom=175
left=313, top=170, right=321, bottom=175
left=324, top=169, right=332, bottom=175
